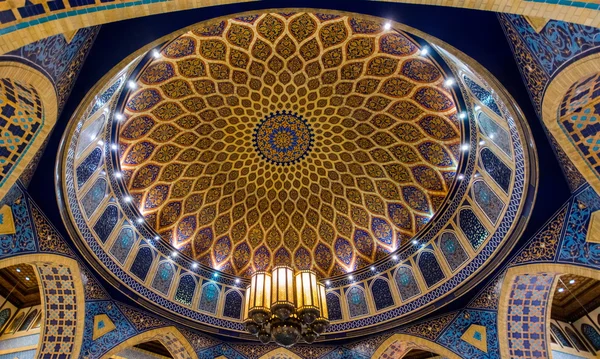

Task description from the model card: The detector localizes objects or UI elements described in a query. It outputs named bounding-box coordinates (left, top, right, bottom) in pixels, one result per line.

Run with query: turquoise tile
left=571, top=1, right=588, bottom=6
left=57, top=12, right=67, bottom=19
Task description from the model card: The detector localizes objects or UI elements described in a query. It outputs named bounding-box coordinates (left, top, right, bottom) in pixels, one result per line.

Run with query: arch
left=1, top=2, right=598, bottom=54
left=581, top=323, right=600, bottom=351
left=198, top=282, right=220, bottom=314
left=0, top=62, right=57, bottom=201
left=0, top=307, right=12, bottom=331
left=370, top=277, right=395, bottom=311
left=174, top=274, right=197, bottom=307
left=498, top=263, right=600, bottom=359
left=18, top=308, right=38, bottom=331
left=371, top=333, right=461, bottom=359
left=325, top=291, right=343, bottom=321
left=130, top=246, right=155, bottom=281
left=417, top=250, right=445, bottom=287
left=346, top=285, right=369, bottom=318
left=151, top=260, right=175, bottom=295
left=542, top=53, right=600, bottom=194
left=551, top=323, right=573, bottom=348
left=222, top=289, right=243, bottom=319
left=98, top=327, right=197, bottom=359
left=0, top=253, right=85, bottom=359
left=565, top=326, right=588, bottom=352
left=393, top=265, right=421, bottom=301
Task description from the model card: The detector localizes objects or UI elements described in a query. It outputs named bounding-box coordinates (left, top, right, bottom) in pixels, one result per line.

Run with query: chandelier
left=243, top=266, right=330, bottom=347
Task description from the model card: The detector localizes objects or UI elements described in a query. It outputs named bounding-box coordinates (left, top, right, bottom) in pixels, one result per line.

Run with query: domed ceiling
left=59, top=9, right=535, bottom=337
left=118, top=12, right=461, bottom=277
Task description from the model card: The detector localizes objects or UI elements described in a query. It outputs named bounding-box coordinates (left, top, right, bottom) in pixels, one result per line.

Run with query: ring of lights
left=57, top=9, right=537, bottom=339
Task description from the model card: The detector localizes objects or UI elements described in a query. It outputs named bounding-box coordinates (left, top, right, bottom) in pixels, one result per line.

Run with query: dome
left=58, top=9, right=535, bottom=338
left=118, top=13, right=461, bottom=278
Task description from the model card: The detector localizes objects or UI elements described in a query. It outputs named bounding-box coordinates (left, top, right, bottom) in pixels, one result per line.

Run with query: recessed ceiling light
left=235, top=278, right=241, bottom=284
left=569, top=279, right=575, bottom=284
left=348, top=275, right=354, bottom=281
left=558, top=288, right=564, bottom=293
left=444, top=78, right=455, bottom=87
left=128, top=80, right=137, bottom=89
left=114, top=171, right=122, bottom=178
left=457, top=174, right=465, bottom=180
left=459, top=112, right=467, bottom=119
left=213, top=272, right=219, bottom=278
left=461, top=143, right=470, bottom=152
left=111, top=143, right=118, bottom=150
left=136, top=217, right=144, bottom=224
left=412, top=240, right=418, bottom=245
left=370, top=266, right=376, bottom=271
left=124, top=196, right=132, bottom=202
left=16, top=268, right=20, bottom=272
left=115, top=113, right=124, bottom=121
left=420, top=47, right=428, bottom=56
left=474, top=105, right=481, bottom=110
left=384, top=22, right=392, bottom=30
left=325, top=280, right=331, bottom=286
left=192, top=263, right=198, bottom=269
left=152, top=49, right=161, bottom=58
left=392, top=254, right=398, bottom=261
left=171, top=251, right=178, bottom=257
left=25, top=277, right=30, bottom=281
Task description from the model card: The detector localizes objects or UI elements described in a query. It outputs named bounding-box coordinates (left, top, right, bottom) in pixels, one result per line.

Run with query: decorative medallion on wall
left=253, top=111, right=313, bottom=165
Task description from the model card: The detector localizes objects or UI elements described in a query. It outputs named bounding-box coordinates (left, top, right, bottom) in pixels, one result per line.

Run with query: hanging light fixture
left=244, top=267, right=330, bottom=347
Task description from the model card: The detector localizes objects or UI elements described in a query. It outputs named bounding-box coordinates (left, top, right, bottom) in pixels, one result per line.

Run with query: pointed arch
left=371, top=333, right=461, bottom=359
left=498, top=263, right=600, bottom=359
left=0, top=253, right=85, bottom=359
left=99, top=327, right=197, bottom=359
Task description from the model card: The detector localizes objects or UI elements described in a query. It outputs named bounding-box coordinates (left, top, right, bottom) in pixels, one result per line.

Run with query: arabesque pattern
left=118, top=13, right=461, bottom=277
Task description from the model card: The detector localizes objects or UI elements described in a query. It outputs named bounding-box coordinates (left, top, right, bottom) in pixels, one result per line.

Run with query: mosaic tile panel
left=130, top=246, right=154, bottom=281
left=371, top=278, right=394, bottom=311
left=417, top=251, right=445, bottom=287
left=463, top=76, right=501, bottom=117
left=82, top=177, right=107, bottom=218
left=109, top=227, right=135, bottom=264
left=222, top=290, right=243, bottom=319
left=9, top=27, right=99, bottom=111
left=438, top=310, right=499, bottom=358
left=480, top=148, right=511, bottom=193
left=199, top=283, right=220, bottom=314
left=174, top=274, right=196, bottom=307
left=506, top=274, right=555, bottom=358
left=347, top=285, right=369, bottom=318
left=394, top=265, right=421, bottom=301
left=326, top=292, right=343, bottom=321
left=558, top=186, right=600, bottom=267
left=0, top=186, right=36, bottom=257
left=458, top=208, right=489, bottom=250
left=438, top=231, right=469, bottom=271
left=478, top=112, right=512, bottom=157
left=558, top=73, right=600, bottom=183
left=552, top=323, right=573, bottom=347
left=76, top=147, right=102, bottom=189
left=582, top=324, right=600, bottom=350
left=92, top=204, right=119, bottom=243
left=472, top=180, right=505, bottom=224
left=80, top=301, right=138, bottom=359
left=151, top=260, right=175, bottom=295
left=0, top=78, right=43, bottom=186
left=37, top=264, right=79, bottom=359
left=566, top=327, right=588, bottom=351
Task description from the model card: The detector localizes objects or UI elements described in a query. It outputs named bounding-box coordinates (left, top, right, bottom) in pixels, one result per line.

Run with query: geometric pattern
left=118, top=12, right=461, bottom=277
left=505, top=274, right=555, bottom=359
left=559, top=73, right=600, bottom=183
left=37, top=264, right=79, bottom=359
left=460, top=324, right=488, bottom=353
left=0, top=78, right=43, bottom=187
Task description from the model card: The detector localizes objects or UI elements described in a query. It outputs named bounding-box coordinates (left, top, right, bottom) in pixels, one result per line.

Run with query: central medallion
left=253, top=111, right=313, bottom=165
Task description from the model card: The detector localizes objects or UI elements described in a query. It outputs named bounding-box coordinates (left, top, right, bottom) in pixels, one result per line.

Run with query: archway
left=0, top=1, right=599, bottom=54
left=99, top=327, right=198, bottom=359
left=498, top=263, right=600, bottom=359
left=0, top=62, right=57, bottom=200
left=371, top=333, right=462, bottom=359
left=541, top=53, right=600, bottom=195
left=0, top=253, right=85, bottom=359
